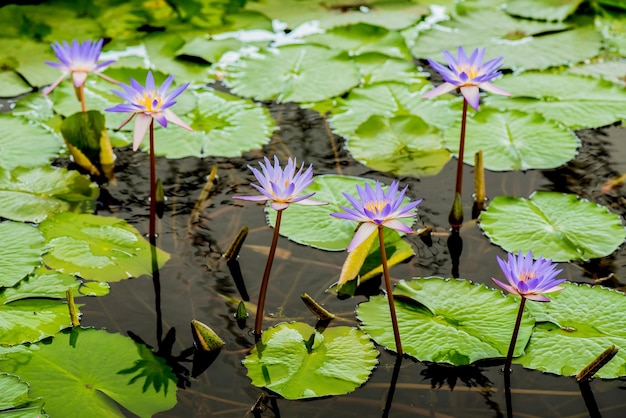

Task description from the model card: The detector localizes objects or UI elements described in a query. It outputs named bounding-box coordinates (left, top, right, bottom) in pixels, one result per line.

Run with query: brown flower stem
left=504, top=296, right=527, bottom=373
left=455, top=98, right=469, bottom=195
left=254, top=209, right=283, bottom=339
left=149, top=120, right=156, bottom=239
left=378, top=225, right=403, bottom=357
left=79, top=85, right=86, bottom=113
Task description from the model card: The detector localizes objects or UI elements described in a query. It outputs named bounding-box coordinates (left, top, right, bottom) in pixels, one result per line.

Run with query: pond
left=1, top=0, right=626, bottom=417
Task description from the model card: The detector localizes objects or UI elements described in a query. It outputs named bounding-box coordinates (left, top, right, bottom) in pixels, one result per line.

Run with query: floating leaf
left=143, top=32, right=210, bottom=83
left=0, top=71, right=32, bottom=98
left=442, top=108, right=578, bottom=171
left=357, top=278, right=534, bottom=364
left=504, top=0, right=584, bottom=22
left=0, top=222, right=45, bottom=289
left=516, top=283, right=626, bottom=378
left=412, top=10, right=601, bottom=71
left=2, top=267, right=82, bottom=304
left=176, top=37, right=245, bottom=64
left=0, top=166, right=99, bottom=223
left=39, top=213, right=170, bottom=282
left=480, top=192, right=626, bottom=262
left=223, top=44, right=360, bottom=103
left=353, top=53, right=428, bottom=86
left=567, top=61, right=626, bottom=86
left=0, top=115, right=62, bottom=170
left=243, top=322, right=378, bottom=399
left=0, top=38, right=59, bottom=88
left=486, top=73, right=626, bottom=129
left=265, top=175, right=416, bottom=251
left=150, top=89, right=275, bottom=158
left=0, top=373, right=44, bottom=417
left=0, top=328, right=177, bottom=417
left=348, top=114, right=450, bottom=177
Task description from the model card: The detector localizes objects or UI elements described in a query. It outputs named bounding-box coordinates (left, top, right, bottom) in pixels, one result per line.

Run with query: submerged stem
left=504, top=296, right=527, bottom=373
left=378, top=225, right=403, bottom=357
left=254, top=209, right=283, bottom=339
left=149, top=120, right=156, bottom=239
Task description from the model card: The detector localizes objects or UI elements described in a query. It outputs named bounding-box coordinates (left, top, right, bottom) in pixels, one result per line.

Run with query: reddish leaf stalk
left=149, top=120, right=156, bottom=239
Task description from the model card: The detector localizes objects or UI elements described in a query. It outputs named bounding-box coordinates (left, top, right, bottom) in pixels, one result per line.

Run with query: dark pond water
left=64, top=94, right=626, bottom=417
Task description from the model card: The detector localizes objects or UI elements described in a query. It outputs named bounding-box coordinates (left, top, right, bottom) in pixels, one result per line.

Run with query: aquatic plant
left=233, top=156, right=326, bottom=337
left=422, top=46, right=509, bottom=227
left=492, top=251, right=566, bottom=372
left=106, top=71, right=192, bottom=238
left=331, top=180, right=422, bottom=356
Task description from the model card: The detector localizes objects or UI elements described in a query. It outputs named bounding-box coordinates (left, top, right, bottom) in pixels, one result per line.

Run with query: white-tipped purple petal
left=347, top=222, right=378, bottom=252
left=163, top=109, right=193, bottom=131
left=460, top=86, right=480, bottom=110
left=271, top=202, right=290, bottom=211
left=421, top=82, right=458, bottom=99
left=479, top=82, right=511, bottom=96
left=133, top=114, right=152, bottom=151
left=232, top=195, right=269, bottom=202
left=383, top=219, right=414, bottom=233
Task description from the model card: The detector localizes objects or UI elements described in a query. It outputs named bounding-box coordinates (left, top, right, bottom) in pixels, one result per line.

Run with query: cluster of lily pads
left=2, top=0, right=626, bottom=416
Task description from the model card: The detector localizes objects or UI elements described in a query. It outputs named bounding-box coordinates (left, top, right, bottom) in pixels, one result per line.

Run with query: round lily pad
left=0, top=222, right=45, bottom=289
left=0, top=115, right=63, bottom=170
left=223, top=44, right=360, bottom=103
left=480, top=191, right=626, bottom=262
left=265, top=175, right=416, bottom=251
left=0, top=328, right=178, bottom=417
left=39, top=213, right=170, bottom=281
left=0, top=166, right=99, bottom=223
left=442, top=108, right=579, bottom=171
left=504, top=0, right=584, bottom=22
left=357, top=278, right=534, bottom=364
left=515, top=282, right=626, bottom=379
left=243, top=322, right=378, bottom=400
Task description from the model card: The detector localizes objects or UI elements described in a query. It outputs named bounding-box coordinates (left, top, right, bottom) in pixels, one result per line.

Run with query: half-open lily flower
left=422, top=46, right=510, bottom=110
left=331, top=180, right=422, bottom=252
left=233, top=156, right=327, bottom=211
left=492, top=251, right=566, bottom=302
left=43, top=39, right=117, bottom=96
left=106, top=71, right=192, bottom=151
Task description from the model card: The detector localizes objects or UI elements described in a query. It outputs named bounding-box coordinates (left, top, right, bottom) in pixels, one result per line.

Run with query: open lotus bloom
left=43, top=39, right=117, bottom=96
left=422, top=46, right=510, bottom=110
left=106, top=71, right=192, bottom=151
left=331, top=180, right=422, bottom=252
left=233, top=156, right=327, bottom=211
left=492, top=251, right=567, bottom=302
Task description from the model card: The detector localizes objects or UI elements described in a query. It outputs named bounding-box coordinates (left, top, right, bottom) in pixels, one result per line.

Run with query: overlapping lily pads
left=0, top=115, right=63, bottom=170
left=0, top=222, right=45, bottom=289
left=0, top=373, right=44, bottom=417
left=243, top=322, right=378, bottom=399
left=504, top=0, right=585, bottom=22
left=0, top=166, right=98, bottom=223
left=0, top=328, right=178, bottom=417
left=480, top=192, right=626, bottom=262
left=223, top=44, right=360, bottom=102
left=357, top=278, right=534, bottom=364
left=442, top=108, right=578, bottom=171
left=412, top=10, right=601, bottom=71
left=265, top=175, right=417, bottom=251
left=39, top=213, right=170, bottom=281
left=516, top=282, right=626, bottom=378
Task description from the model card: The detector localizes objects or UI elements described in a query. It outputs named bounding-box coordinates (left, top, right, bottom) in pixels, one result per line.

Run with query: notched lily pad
left=0, top=115, right=63, bottom=170
left=243, top=322, right=378, bottom=400
left=0, top=222, right=45, bottom=289
left=516, top=282, right=626, bottom=378
left=480, top=191, right=626, bottom=262
left=39, top=213, right=170, bottom=282
left=357, top=278, right=534, bottom=364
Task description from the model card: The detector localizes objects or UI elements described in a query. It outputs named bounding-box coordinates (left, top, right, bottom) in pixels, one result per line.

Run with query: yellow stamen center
left=137, top=92, right=162, bottom=113
left=456, top=64, right=479, bottom=79
left=364, top=200, right=386, bottom=214
left=519, top=271, right=537, bottom=282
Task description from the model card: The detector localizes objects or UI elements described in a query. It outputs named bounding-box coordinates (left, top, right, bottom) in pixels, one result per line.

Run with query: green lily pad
left=353, top=53, right=429, bottom=86
left=0, top=328, right=177, bottom=417
left=243, top=322, right=378, bottom=400
left=485, top=73, right=626, bottom=129
left=142, top=32, right=210, bottom=83
left=442, top=108, right=578, bottom=171
left=39, top=213, right=170, bottom=282
left=0, top=38, right=59, bottom=88
left=357, top=278, right=534, bottom=364
left=0, top=222, right=45, bottom=289
left=11, top=93, right=60, bottom=131
left=0, top=115, right=63, bottom=170
left=304, top=23, right=412, bottom=59
left=0, top=166, right=99, bottom=223
left=504, top=0, right=584, bottom=22
left=0, top=71, right=32, bottom=98
left=223, top=44, right=360, bottom=103
left=0, top=373, right=44, bottom=417
left=326, top=82, right=457, bottom=140
left=348, top=114, right=450, bottom=177
left=412, top=10, right=601, bottom=71
left=515, top=282, right=626, bottom=378
left=150, top=89, right=275, bottom=158
left=567, top=61, right=626, bottom=86
left=246, top=0, right=427, bottom=30
left=176, top=37, right=245, bottom=64
left=480, top=191, right=626, bottom=262
left=265, top=175, right=417, bottom=251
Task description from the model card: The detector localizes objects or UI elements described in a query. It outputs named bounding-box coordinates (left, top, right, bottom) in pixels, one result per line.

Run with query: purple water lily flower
left=43, top=39, right=117, bottom=96
left=492, top=251, right=566, bottom=302
left=233, top=156, right=327, bottom=211
left=422, top=46, right=510, bottom=110
left=106, top=71, right=192, bottom=151
left=331, top=180, right=422, bottom=252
